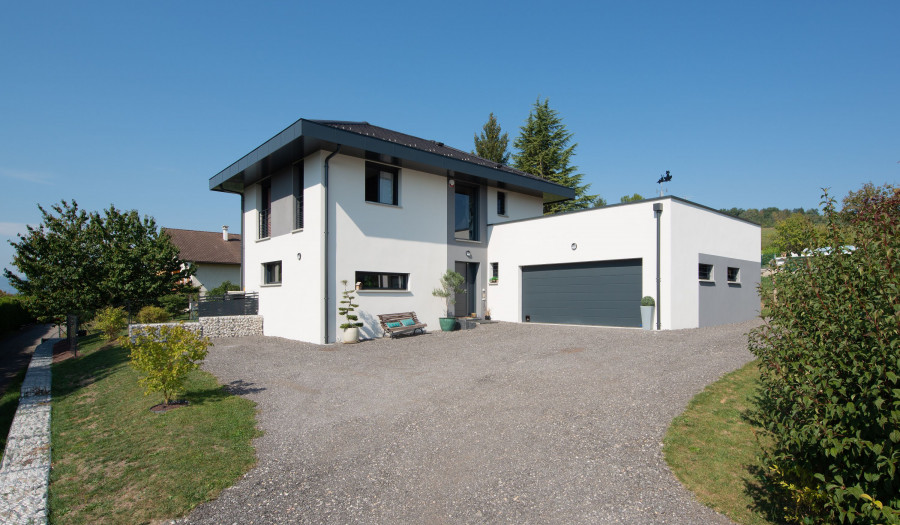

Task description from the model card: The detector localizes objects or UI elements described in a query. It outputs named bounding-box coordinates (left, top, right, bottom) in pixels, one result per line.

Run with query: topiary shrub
left=640, top=296, right=655, bottom=307
left=123, top=324, right=210, bottom=405
left=136, top=305, right=170, bottom=324
left=93, top=306, right=128, bottom=341
left=749, top=186, right=900, bottom=524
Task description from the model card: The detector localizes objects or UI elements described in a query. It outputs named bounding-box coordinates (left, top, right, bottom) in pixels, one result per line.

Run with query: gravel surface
left=176, top=320, right=760, bottom=524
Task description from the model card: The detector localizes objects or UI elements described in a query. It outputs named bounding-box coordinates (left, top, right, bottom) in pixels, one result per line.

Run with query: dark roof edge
left=487, top=196, right=763, bottom=227
left=209, top=119, right=576, bottom=201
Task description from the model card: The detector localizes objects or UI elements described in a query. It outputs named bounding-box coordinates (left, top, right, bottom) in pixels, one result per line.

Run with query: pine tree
left=473, top=112, right=510, bottom=164
left=512, top=98, right=599, bottom=214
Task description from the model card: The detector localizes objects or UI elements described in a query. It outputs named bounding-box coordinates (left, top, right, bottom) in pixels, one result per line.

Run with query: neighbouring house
left=209, top=118, right=760, bottom=343
left=163, top=227, right=242, bottom=295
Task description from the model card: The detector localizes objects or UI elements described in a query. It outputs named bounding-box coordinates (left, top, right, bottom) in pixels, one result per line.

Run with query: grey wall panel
left=697, top=253, right=760, bottom=327
left=522, top=259, right=642, bottom=327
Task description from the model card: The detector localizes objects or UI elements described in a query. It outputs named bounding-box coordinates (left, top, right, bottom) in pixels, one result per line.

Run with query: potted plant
left=489, top=276, right=498, bottom=284
left=484, top=307, right=492, bottom=321
left=339, top=280, right=363, bottom=343
left=640, top=296, right=655, bottom=330
left=432, top=270, right=465, bottom=331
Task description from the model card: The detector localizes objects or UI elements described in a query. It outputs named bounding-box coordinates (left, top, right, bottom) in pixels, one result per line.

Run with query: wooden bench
left=377, top=312, right=427, bottom=338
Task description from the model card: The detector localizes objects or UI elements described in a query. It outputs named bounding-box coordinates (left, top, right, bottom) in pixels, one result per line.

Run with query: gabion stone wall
left=199, top=315, right=263, bottom=338
left=129, top=316, right=263, bottom=339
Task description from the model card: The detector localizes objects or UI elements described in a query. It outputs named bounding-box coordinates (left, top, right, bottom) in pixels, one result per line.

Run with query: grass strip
left=0, top=367, right=28, bottom=459
left=49, top=332, right=261, bottom=524
left=663, top=360, right=775, bottom=525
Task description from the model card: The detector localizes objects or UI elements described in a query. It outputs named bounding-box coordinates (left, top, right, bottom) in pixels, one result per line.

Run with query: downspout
left=240, top=193, right=245, bottom=291
left=323, top=146, right=341, bottom=344
left=653, top=202, right=663, bottom=330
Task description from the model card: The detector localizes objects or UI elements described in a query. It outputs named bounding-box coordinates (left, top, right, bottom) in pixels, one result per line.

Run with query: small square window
left=727, top=267, right=740, bottom=283
left=263, top=261, right=282, bottom=285
left=497, top=191, right=507, bottom=216
left=365, top=162, right=399, bottom=205
left=699, top=263, right=714, bottom=281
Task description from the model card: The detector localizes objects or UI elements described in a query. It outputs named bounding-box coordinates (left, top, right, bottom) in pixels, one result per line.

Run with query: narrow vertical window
left=490, top=262, right=499, bottom=283
left=497, top=191, right=507, bottom=216
left=259, top=181, right=271, bottom=239
left=454, top=184, right=479, bottom=241
left=294, top=166, right=304, bottom=230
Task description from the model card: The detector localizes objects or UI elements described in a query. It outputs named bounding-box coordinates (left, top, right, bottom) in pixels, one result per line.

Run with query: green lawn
left=50, top=332, right=261, bottom=524
left=664, top=360, right=776, bottom=525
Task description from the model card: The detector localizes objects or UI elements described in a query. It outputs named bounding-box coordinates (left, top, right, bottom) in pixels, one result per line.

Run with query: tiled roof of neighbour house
left=308, top=120, right=546, bottom=183
left=162, top=228, right=241, bottom=265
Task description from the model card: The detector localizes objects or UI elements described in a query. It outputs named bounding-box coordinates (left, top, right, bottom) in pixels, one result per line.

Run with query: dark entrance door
left=453, top=261, right=478, bottom=317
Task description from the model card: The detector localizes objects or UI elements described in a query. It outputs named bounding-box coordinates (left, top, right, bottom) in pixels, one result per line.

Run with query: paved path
left=178, top=320, right=760, bottom=524
left=0, top=325, right=55, bottom=396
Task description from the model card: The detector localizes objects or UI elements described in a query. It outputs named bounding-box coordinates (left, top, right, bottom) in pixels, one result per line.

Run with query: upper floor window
left=497, top=191, right=507, bottom=216
left=455, top=184, right=479, bottom=241
left=259, top=181, right=271, bottom=239
left=699, top=263, right=714, bottom=282
left=365, top=162, right=399, bottom=205
left=294, top=165, right=304, bottom=230
left=356, top=271, right=408, bottom=291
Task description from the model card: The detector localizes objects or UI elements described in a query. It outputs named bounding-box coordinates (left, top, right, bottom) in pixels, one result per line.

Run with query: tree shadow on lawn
left=183, top=380, right=266, bottom=407
left=51, top=336, right=130, bottom=399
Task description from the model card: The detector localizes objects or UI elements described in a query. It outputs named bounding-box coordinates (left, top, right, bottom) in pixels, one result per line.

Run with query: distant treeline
left=718, top=207, right=823, bottom=228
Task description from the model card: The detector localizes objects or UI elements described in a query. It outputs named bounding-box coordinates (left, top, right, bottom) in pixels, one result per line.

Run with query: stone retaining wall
left=128, top=316, right=263, bottom=339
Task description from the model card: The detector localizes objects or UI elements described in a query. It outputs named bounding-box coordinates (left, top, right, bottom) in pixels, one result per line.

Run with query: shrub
left=93, top=306, right=128, bottom=341
left=123, top=324, right=210, bottom=405
left=207, top=281, right=240, bottom=297
left=0, top=296, right=33, bottom=335
left=136, top=305, right=170, bottom=324
left=749, top=186, right=900, bottom=524
left=157, top=294, right=188, bottom=317
left=640, top=296, right=655, bottom=307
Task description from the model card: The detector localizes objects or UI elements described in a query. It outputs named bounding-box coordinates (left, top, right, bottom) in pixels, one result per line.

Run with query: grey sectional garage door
left=521, top=259, right=642, bottom=327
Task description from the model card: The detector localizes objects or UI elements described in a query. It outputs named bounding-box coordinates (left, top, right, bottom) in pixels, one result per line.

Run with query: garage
left=521, top=259, right=642, bottom=327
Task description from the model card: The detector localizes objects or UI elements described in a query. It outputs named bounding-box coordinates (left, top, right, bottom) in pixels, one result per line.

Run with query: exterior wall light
left=571, top=243, right=577, bottom=250
left=296, top=253, right=302, bottom=260
left=465, top=250, right=472, bottom=258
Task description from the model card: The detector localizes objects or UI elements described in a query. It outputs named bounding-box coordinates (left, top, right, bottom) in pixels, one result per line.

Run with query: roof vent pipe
left=222, top=225, right=229, bottom=241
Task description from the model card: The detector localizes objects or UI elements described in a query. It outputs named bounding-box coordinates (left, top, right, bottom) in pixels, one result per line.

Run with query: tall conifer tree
left=473, top=112, right=510, bottom=164
left=513, top=98, right=599, bottom=214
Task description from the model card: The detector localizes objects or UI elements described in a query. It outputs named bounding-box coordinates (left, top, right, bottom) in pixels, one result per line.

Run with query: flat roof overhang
left=208, top=119, right=576, bottom=203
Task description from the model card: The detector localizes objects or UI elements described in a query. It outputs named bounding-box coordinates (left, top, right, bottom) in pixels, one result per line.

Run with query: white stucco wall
left=487, top=202, right=662, bottom=326
left=667, top=199, right=760, bottom=328
left=329, top=154, right=449, bottom=341
left=242, top=153, right=325, bottom=343
left=486, top=187, right=544, bottom=224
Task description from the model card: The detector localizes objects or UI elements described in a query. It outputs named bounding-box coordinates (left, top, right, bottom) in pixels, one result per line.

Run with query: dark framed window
left=259, top=181, right=271, bottom=239
left=356, top=271, right=408, bottom=291
left=294, top=165, right=304, bottom=230
left=490, top=262, right=499, bottom=282
left=454, top=184, right=479, bottom=241
left=699, top=263, right=714, bottom=281
left=365, top=162, right=399, bottom=205
left=727, top=267, right=740, bottom=283
left=497, top=191, right=507, bottom=216
left=263, top=261, right=282, bottom=285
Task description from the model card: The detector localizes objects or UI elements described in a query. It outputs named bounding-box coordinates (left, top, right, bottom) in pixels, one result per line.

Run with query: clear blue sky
left=2, top=1, right=897, bottom=292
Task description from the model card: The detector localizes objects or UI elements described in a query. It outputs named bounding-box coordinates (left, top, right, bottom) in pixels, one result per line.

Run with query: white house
left=163, top=227, right=242, bottom=295
left=209, top=119, right=760, bottom=343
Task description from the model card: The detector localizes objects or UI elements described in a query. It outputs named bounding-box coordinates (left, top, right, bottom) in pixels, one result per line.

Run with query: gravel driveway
left=177, top=319, right=759, bottom=524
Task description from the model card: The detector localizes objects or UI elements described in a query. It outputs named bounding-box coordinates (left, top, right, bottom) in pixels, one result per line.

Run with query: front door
left=453, top=261, right=478, bottom=317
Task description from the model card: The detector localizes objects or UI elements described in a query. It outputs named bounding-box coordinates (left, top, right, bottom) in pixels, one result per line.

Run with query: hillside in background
left=718, top=207, right=824, bottom=228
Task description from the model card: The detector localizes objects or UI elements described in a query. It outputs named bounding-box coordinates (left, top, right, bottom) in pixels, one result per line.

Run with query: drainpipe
left=323, top=146, right=341, bottom=344
left=653, top=202, right=663, bottom=330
